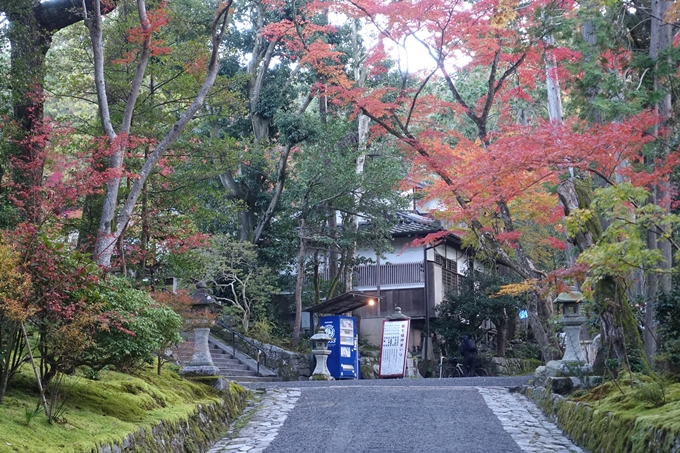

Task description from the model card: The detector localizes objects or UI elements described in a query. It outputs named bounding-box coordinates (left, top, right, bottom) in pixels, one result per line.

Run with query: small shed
left=305, top=292, right=378, bottom=332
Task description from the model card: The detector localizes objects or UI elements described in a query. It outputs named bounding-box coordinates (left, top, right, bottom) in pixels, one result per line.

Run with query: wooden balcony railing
left=318, top=262, right=424, bottom=288
left=354, top=262, right=424, bottom=287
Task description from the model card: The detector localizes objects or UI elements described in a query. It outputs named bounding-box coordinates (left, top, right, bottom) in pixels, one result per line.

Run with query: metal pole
left=376, top=254, right=381, bottom=314
left=424, top=246, right=429, bottom=362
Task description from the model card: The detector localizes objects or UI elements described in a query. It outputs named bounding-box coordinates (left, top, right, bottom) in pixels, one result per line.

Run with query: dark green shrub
left=89, top=279, right=183, bottom=371
left=654, top=283, right=680, bottom=371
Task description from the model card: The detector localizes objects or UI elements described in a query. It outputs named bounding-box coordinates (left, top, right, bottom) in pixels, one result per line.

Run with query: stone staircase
left=208, top=340, right=280, bottom=383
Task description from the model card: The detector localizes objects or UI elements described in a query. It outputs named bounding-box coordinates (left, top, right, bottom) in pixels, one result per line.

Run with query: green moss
left=310, top=374, right=332, bottom=381
left=0, top=366, right=246, bottom=453
left=361, top=364, right=374, bottom=379
left=525, top=376, right=680, bottom=453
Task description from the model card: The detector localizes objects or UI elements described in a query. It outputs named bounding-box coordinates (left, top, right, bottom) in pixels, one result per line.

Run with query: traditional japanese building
left=306, top=211, right=478, bottom=360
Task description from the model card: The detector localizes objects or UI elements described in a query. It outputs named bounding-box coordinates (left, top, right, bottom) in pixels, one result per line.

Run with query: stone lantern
left=190, top=281, right=222, bottom=317
left=554, top=290, right=587, bottom=363
left=309, top=327, right=334, bottom=380
left=534, top=289, right=596, bottom=392
left=386, top=306, right=409, bottom=320
left=182, top=282, right=221, bottom=378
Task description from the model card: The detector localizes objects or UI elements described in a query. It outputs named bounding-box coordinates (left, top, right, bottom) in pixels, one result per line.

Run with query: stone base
left=404, top=355, right=422, bottom=378
left=534, top=360, right=592, bottom=383
left=310, top=373, right=335, bottom=381
left=185, top=375, right=231, bottom=391
left=534, top=359, right=601, bottom=394
left=182, top=365, right=221, bottom=377
left=213, top=377, right=230, bottom=391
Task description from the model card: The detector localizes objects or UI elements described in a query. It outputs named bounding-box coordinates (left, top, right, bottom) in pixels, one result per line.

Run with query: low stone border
left=246, top=339, right=311, bottom=381
left=209, top=337, right=279, bottom=379
left=94, top=383, right=248, bottom=453
left=490, top=357, right=541, bottom=376
left=521, top=385, right=680, bottom=453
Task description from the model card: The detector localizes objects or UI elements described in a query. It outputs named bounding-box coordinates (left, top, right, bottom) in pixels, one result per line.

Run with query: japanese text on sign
left=379, top=319, right=410, bottom=377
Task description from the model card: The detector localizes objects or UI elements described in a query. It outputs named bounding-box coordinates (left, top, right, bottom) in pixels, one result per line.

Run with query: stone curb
left=520, top=385, right=680, bottom=453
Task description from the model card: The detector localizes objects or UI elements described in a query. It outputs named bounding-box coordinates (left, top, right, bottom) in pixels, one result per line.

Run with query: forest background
left=1, top=0, right=680, bottom=406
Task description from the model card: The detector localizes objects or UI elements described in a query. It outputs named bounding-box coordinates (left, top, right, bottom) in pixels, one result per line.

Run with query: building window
left=435, top=253, right=457, bottom=273
left=442, top=269, right=459, bottom=294
left=436, top=252, right=459, bottom=294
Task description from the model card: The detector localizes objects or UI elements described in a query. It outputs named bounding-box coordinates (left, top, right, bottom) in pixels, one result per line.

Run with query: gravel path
left=208, top=377, right=586, bottom=453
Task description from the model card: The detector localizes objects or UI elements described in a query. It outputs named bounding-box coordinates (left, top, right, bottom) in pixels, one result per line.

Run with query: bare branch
left=252, top=90, right=315, bottom=243
left=95, top=1, right=234, bottom=265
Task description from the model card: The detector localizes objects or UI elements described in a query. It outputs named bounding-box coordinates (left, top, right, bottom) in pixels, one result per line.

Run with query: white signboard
left=378, top=319, right=410, bottom=378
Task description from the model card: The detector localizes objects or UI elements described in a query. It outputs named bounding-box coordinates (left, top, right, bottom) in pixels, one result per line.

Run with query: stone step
left=213, top=362, right=250, bottom=371
left=207, top=338, right=279, bottom=381
left=227, top=376, right=282, bottom=383
left=210, top=353, right=236, bottom=361
left=210, top=354, right=240, bottom=361
left=211, top=357, right=245, bottom=365
left=210, top=344, right=234, bottom=352
left=209, top=349, right=235, bottom=359
left=210, top=352, right=242, bottom=364
left=217, top=368, right=258, bottom=377
left=218, top=368, right=254, bottom=375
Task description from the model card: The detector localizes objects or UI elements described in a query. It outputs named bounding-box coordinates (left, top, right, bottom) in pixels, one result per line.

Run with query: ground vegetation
left=1, top=0, right=680, bottom=446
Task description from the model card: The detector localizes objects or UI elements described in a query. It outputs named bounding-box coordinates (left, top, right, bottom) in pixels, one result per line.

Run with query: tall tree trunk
left=293, top=218, right=307, bottom=344
left=7, top=7, right=50, bottom=216
left=344, top=18, right=370, bottom=293
left=597, top=276, right=650, bottom=372
left=645, top=0, right=673, bottom=361
left=238, top=207, right=255, bottom=243
left=506, top=310, right=518, bottom=342
left=558, top=178, right=649, bottom=370
left=4, top=0, right=113, bottom=221
left=543, top=33, right=563, bottom=124
left=0, top=323, right=22, bottom=404
left=495, top=314, right=507, bottom=358
left=92, top=1, right=233, bottom=266
left=546, top=28, right=642, bottom=367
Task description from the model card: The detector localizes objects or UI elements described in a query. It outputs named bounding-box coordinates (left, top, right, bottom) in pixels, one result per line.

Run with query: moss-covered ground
left=0, top=366, right=232, bottom=453
left=531, top=373, right=680, bottom=453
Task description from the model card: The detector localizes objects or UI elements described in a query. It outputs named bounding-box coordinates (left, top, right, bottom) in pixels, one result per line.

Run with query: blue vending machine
left=320, top=315, right=359, bottom=379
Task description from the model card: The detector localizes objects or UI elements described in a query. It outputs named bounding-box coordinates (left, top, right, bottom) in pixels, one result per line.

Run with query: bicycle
left=441, top=357, right=488, bottom=378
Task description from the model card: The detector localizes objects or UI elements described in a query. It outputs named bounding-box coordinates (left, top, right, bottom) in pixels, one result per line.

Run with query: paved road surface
left=208, top=377, right=586, bottom=453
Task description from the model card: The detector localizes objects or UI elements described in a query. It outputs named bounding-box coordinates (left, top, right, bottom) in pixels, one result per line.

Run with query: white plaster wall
left=360, top=318, right=385, bottom=347
left=356, top=237, right=423, bottom=263
left=433, top=266, right=443, bottom=305
left=360, top=317, right=416, bottom=351
left=458, top=257, right=485, bottom=276
left=432, top=243, right=463, bottom=263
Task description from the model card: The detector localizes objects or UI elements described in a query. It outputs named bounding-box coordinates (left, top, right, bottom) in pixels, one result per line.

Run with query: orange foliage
left=0, top=241, right=32, bottom=322
left=152, top=289, right=218, bottom=329
left=315, top=0, right=663, bottom=268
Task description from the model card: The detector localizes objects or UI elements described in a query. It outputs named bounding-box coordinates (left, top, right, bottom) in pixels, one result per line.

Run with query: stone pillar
left=404, top=352, right=422, bottom=378
left=182, top=327, right=220, bottom=377
left=534, top=290, right=593, bottom=389
left=561, top=315, right=587, bottom=363
left=310, top=348, right=333, bottom=380
left=310, top=327, right=334, bottom=380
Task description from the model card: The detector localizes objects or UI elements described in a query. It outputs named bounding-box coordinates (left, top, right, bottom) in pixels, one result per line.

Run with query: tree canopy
left=1, top=0, right=680, bottom=381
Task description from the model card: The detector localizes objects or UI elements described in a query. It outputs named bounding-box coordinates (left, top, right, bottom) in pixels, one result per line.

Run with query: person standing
left=459, top=335, right=478, bottom=377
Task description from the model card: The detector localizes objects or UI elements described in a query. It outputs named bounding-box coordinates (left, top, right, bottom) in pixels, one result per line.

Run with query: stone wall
left=248, top=339, right=311, bottom=381
left=93, top=382, right=247, bottom=453
left=359, top=353, right=379, bottom=379
left=522, top=386, right=680, bottom=453
left=490, top=357, right=540, bottom=376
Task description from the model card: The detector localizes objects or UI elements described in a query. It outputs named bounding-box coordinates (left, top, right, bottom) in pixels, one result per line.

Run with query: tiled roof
left=390, top=212, right=443, bottom=237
